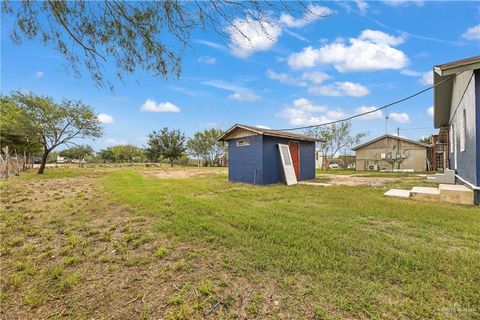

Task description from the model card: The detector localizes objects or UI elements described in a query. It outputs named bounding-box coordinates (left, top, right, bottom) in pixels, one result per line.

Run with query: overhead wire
left=276, top=73, right=458, bottom=132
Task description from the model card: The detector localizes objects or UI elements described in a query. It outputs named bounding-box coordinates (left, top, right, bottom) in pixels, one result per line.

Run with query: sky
left=1, top=1, right=479, bottom=151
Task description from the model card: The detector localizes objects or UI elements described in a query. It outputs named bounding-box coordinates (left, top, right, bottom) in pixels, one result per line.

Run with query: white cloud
left=288, top=30, right=409, bottom=72
left=203, top=80, right=260, bottom=102
left=389, top=112, right=410, bottom=123
left=277, top=98, right=345, bottom=125
left=358, top=29, right=405, bottom=46
left=355, top=106, right=384, bottom=120
left=228, top=92, right=260, bottom=102
left=355, top=0, right=368, bottom=14
left=197, top=56, right=217, bottom=64
left=227, top=17, right=282, bottom=58
left=420, top=70, right=433, bottom=85
left=34, top=71, right=44, bottom=78
left=196, top=39, right=226, bottom=51
left=255, top=125, right=271, bottom=129
left=382, top=0, right=424, bottom=6
left=283, top=29, right=310, bottom=43
left=266, top=69, right=307, bottom=86
left=301, top=71, right=330, bottom=84
left=279, top=4, right=332, bottom=28
left=308, top=81, right=369, bottom=97
left=140, top=99, right=180, bottom=113
left=462, top=24, right=480, bottom=41
left=97, top=113, right=115, bottom=124
left=427, top=106, right=434, bottom=118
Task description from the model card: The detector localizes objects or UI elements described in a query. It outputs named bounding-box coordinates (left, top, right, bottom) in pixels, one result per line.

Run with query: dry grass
left=1, top=167, right=479, bottom=319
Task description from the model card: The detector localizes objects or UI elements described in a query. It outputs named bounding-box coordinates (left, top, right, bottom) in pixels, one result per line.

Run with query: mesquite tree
left=10, top=92, right=103, bottom=174
left=146, top=128, right=186, bottom=166
left=187, top=128, right=226, bottom=166
left=306, top=122, right=367, bottom=170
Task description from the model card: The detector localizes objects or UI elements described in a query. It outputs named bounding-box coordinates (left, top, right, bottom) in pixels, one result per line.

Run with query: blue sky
left=1, top=1, right=479, bottom=151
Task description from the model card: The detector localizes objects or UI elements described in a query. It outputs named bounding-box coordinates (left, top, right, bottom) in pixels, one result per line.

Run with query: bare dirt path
left=147, top=167, right=227, bottom=179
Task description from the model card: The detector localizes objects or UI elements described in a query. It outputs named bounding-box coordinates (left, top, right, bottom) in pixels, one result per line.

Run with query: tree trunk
left=170, top=159, right=174, bottom=167
left=37, top=150, right=50, bottom=174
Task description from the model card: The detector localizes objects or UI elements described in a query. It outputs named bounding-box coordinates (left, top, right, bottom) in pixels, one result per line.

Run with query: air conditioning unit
left=367, top=163, right=378, bottom=171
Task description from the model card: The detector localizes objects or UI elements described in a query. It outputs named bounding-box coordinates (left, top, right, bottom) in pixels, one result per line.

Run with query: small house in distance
left=218, top=124, right=320, bottom=185
left=352, top=134, right=430, bottom=172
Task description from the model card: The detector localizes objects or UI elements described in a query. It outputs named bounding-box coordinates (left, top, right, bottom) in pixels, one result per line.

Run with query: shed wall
left=227, top=135, right=263, bottom=184
left=261, top=136, right=316, bottom=184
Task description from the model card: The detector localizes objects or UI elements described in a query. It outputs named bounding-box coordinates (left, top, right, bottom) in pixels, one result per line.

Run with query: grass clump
left=155, top=246, right=169, bottom=259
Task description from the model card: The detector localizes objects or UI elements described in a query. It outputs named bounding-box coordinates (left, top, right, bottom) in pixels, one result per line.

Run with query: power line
left=277, top=73, right=457, bottom=132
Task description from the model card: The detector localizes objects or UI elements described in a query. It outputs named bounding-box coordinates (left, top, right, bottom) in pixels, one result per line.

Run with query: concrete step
left=384, top=189, right=411, bottom=199
left=410, top=187, right=441, bottom=202
left=426, top=169, right=455, bottom=184
left=438, top=184, right=474, bottom=205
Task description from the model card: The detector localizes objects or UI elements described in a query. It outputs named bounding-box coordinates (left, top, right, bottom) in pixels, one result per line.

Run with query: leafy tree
left=419, top=136, right=432, bottom=145
left=146, top=128, right=186, bottom=166
left=97, top=148, right=115, bottom=163
left=109, top=145, right=145, bottom=163
left=187, top=128, right=226, bottom=166
left=2, top=1, right=316, bottom=88
left=306, top=122, right=367, bottom=170
left=9, top=92, right=103, bottom=174
left=59, top=145, right=94, bottom=160
left=0, top=96, right=42, bottom=154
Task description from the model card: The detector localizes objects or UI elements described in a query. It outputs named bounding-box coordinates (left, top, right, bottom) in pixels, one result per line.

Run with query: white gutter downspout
left=455, top=174, right=480, bottom=190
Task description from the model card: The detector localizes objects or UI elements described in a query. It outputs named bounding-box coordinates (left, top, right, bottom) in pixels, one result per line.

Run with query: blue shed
left=218, top=124, right=321, bottom=185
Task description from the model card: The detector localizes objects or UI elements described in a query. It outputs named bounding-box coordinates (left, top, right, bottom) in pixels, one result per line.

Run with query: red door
left=288, top=141, right=300, bottom=179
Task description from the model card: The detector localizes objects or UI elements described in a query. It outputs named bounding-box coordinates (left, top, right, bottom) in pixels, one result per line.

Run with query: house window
left=460, top=109, right=466, bottom=152
left=449, top=125, right=454, bottom=153
left=236, top=139, right=250, bottom=146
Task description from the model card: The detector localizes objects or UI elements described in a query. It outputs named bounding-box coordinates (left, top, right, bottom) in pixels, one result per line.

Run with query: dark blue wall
left=227, top=134, right=316, bottom=185
left=261, top=135, right=316, bottom=184
left=228, top=135, right=263, bottom=184
left=476, top=70, right=480, bottom=204
left=261, top=136, right=286, bottom=184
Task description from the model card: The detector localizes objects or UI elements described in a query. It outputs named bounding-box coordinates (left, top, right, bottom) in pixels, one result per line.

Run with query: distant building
left=352, top=134, right=430, bottom=172
left=218, top=124, right=321, bottom=185
left=433, top=55, right=480, bottom=203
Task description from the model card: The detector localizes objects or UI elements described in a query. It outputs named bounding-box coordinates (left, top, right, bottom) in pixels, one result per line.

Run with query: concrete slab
left=410, top=186, right=441, bottom=202
left=411, top=187, right=440, bottom=195
left=384, top=189, right=411, bottom=199
left=439, top=184, right=474, bottom=205
left=439, top=184, right=472, bottom=192
left=298, top=181, right=331, bottom=187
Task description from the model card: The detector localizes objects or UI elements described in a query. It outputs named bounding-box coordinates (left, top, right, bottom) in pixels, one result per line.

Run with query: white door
left=278, top=144, right=298, bottom=185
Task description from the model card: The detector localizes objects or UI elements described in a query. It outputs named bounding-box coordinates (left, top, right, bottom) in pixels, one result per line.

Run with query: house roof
left=433, top=56, right=480, bottom=128
left=217, top=124, right=323, bottom=142
left=351, top=134, right=430, bottom=151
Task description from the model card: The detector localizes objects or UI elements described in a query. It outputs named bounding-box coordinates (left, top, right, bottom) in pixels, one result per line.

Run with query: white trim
left=455, top=174, right=480, bottom=190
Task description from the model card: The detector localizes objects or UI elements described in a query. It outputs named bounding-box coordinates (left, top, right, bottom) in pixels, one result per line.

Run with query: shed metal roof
left=351, top=134, right=430, bottom=151
left=218, top=124, right=323, bottom=142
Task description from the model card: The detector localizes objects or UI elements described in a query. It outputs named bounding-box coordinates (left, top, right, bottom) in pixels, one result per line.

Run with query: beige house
left=352, top=134, right=430, bottom=172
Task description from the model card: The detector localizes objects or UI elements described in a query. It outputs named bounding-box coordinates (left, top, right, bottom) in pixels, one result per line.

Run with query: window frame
left=236, top=139, right=250, bottom=147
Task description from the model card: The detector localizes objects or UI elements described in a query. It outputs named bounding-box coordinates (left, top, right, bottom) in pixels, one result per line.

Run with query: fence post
left=5, top=146, right=9, bottom=179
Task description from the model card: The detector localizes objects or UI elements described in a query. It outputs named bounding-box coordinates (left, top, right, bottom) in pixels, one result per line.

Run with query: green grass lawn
left=1, top=167, right=479, bottom=319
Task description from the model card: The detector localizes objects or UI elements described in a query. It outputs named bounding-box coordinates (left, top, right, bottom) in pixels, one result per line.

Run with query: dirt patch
left=326, top=174, right=395, bottom=186
left=147, top=167, right=227, bottom=179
